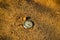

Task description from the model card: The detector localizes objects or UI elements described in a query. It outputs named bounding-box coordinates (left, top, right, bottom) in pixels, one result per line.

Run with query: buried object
left=23, top=20, right=34, bottom=29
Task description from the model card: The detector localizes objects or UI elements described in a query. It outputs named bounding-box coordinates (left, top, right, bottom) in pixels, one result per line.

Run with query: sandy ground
left=0, top=0, right=60, bottom=40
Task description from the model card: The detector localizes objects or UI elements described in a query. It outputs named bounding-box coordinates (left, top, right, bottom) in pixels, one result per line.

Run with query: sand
left=0, top=0, right=60, bottom=40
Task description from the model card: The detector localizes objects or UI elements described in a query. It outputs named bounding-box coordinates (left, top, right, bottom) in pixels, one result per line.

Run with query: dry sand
left=0, top=0, right=60, bottom=40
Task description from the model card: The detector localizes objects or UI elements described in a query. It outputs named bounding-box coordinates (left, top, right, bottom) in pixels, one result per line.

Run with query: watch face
left=23, top=20, right=34, bottom=29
